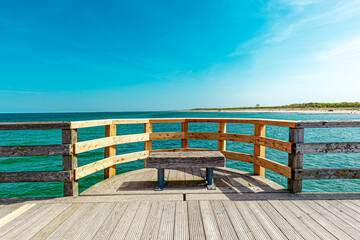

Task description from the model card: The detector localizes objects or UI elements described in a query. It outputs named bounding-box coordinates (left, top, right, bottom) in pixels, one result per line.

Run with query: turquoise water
left=1, top=111, right=360, bottom=198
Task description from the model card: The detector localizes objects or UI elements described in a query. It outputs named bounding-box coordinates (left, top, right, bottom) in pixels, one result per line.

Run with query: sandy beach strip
left=186, top=108, right=360, bottom=114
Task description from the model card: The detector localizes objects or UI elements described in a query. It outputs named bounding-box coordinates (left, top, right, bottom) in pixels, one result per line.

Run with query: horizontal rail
left=221, top=150, right=292, bottom=178
left=74, top=133, right=149, bottom=154
left=296, top=120, right=360, bottom=128
left=186, top=118, right=297, bottom=128
left=0, top=122, right=70, bottom=130
left=186, top=132, right=255, bottom=143
left=0, top=144, right=72, bottom=157
left=75, top=151, right=149, bottom=179
left=294, top=168, right=360, bottom=180
left=150, top=132, right=185, bottom=140
left=0, top=171, right=74, bottom=183
left=295, top=142, right=360, bottom=154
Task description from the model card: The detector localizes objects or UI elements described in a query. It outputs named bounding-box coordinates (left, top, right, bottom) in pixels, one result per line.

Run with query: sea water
left=1, top=111, right=359, bottom=198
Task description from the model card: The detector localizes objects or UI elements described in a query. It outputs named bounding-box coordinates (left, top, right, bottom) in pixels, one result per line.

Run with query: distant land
left=189, top=102, right=360, bottom=114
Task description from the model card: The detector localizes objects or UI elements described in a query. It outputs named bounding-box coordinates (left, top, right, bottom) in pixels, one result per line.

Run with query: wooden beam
left=62, top=129, right=78, bottom=197
left=296, top=120, right=360, bottom=128
left=253, top=124, right=266, bottom=177
left=149, top=132, right=185, bottom=140
left=75, top=151, right=149, bottom=179
left=220, top=150, right=255, bottom=163
left=254, top=156, right=292, bottom=179
left=185, top=132, right=255, bottom=144
left=70, top=119, right=113, bottom=129
left=255, top=137, right=292, bottom=153
left=112, top=119, right=150, bottom=124
left=294, top=168, right=360, bottom=180
left=0, top=171, right=73, bottom=183
left=185, top=118, right=297, bottom=128
left=74, top=133, right=149, bottom=154
left=287, top=128, right=304, bottom=193
left=0, top=144, right=72, bottom=157
left=143, top=123, right=153, bottom=168
left=295, top=142, right=360, bottom=154
left=181, top=122, right=188, bottom=148
left=104, top=124, right=117, bottom=179
left=217, top=123, right=226, bottom=151
left=149, top=118, right=186, bottom=123
left=0, top=122, right=70, bottom=130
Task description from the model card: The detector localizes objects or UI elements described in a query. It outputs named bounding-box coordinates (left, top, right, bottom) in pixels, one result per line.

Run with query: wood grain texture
left=62, top=129, right=78, bottom=197
left=143, top=123, right=153, bottom=168
left=254, top=124, right=266, bottom=177
left=0, top=145, right=72, bottom=157
left=0, top=171, right=73, bottom=183
left=181, top=122, right=188, bottom=149
left=287, top=127, right=304, bottom=193
left=217, top=122, right=226, bottom=151
left=185, top=118, right=297, bottom=128
left=297, top=120, right=360, bottom=128
left=0, top=122, right=70, bottom=130
left=104, top=124, right=117, bottom=179
left=295, top=142, right=360, bottom=154
left=294, top=168, right=360, bottom=180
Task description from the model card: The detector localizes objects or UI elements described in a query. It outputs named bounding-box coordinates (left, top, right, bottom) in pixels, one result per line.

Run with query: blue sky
left=1, top=0, right=360, bottom=112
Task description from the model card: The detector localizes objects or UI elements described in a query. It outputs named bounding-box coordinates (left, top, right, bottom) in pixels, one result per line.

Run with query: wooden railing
left=1, top=118, right=360, bottom=196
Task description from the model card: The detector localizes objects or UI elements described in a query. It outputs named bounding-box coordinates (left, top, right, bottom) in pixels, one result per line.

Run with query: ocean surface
left=1, top=111, right=360, bottom=198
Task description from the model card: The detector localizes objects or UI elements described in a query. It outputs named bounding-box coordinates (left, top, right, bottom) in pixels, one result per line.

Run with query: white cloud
left=317, top=36, right=360, bottom=61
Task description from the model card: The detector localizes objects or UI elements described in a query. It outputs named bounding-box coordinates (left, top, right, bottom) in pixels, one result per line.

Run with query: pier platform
left=1, top=168, right=360, bottom=239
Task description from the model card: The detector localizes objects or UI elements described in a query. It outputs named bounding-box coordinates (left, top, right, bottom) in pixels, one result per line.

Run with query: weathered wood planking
left=254, top=124, right=266, bottom=177
left=104, top=124, right=117, bottom=179
left=186, top=118, right=297, bottom=128
left=0, top=144, right=72, bottom=157
left=288, top=128, right=304, bottom=193
left=294, top=168, right=360, bottom=180
left=147, top=151, right=225, bottom=168
left=149, top=132, right=185, bottom=140
left=0, top=121, right=70, bottom=130
left=62, top=129, right=78, bottom=196
left=186, top=132, right=255, bottom=143
left=181, top=122, right=188, bottom=148
left=74, top=133, right=149, bottom=154
left=297, top=120, right=360, bottom=128
left=217, top=122, right=226, bottom=151
left=75, top=151, right=149, bottom=179
left=143, top=123, right=153, bottom=168
left=70, top=119, right=113, bottom=129
left=295, top=142, right=360, bottom=154
left=0, top=170, right=73, bottom=183
left=254, top=157, right=291, bottom=179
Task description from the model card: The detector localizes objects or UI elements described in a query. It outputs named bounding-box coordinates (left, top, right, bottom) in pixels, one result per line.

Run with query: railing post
left=288, top=127, right=304, bottom=193
left=254, top=124, right=265, bottom=177
left=62, top=129, right=78, bottom=196
left=181, top=122, right=188, bottom=149
left=218, top=122, right=226, bottom=151
left=104, top=124, right=117, bottom=179
left=144, top=123, right=153, bottom=167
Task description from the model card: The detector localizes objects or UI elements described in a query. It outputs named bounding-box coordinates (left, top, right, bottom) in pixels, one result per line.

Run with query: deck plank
left=268, top=200, right=321, bottom=240
left=292, top=200, right=353, bottom=240
left=188, top=201, right=206, bottom=240
left=141, top=201, right=165, bottom=240
left=46, top=203, right=93, bottom=240
left=342, top=200, right=360, bottom=214
left=109, top=201, right=141, bottom=240
left=174, top=201, right=189, bottom=240
left=211, top=201, right=238, bottom=240
left=246, top=201, right=288, bottom=240
left=126, top=201, right=151, bottom=239
left=93, top=202, right=129, bottom=240
left=158, top=201, right=176, bottom=240
left=222, top=201, right=254, bottom=240
left=234, top=201, right=271, bottom=240
left=31, top=203, right=82, bottom=240
left=199, top=201, right=222, bottom=240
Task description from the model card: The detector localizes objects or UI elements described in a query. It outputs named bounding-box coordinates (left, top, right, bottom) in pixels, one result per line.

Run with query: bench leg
left=155, top=168, right=165, bottom=191
left=206, top=168, right=216, bottom=190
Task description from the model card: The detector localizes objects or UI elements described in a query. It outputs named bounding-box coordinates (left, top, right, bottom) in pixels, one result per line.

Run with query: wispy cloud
left=317, top=36, right=360, bottom=61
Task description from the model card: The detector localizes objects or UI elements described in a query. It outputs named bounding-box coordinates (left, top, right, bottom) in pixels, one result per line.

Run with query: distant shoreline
left=185, top=108, right=360, bottom=114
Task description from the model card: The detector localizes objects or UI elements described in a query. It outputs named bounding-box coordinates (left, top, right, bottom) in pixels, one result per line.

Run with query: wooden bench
left=147, top=151, right=225, bottom=190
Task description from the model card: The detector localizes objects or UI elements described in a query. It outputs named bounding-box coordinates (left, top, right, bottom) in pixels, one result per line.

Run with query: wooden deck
left=1, top=168, right=360, bottom=239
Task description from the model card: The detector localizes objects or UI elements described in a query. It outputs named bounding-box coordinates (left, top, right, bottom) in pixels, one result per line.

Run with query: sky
left=1, top=0, right=360, bottom=112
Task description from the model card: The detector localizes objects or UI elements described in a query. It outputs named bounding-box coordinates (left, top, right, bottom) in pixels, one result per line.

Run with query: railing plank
left=0, top=171, right=73, bottom=183
left=149, top=132, right=185, bottom=140
left=294, top=168, right=360, bottom=180
left=104, top=124, right=117, bottom=179
left=0, top=122, right=70, bottom=130
left=74, top=133, right=149, bottom=154
left=254, top=124, right=266, bottom=177
left=288, top=128, right=304, bottom=193
left=186, top=118, right=297, bottom=128
left=220, top=151, right=255, bottom=163
left=181, top=122, right=188, bottom=148
left=297, top=120, right=360, bottom=128
left=185, top=132, right=255, bottom=144
left=254, top=156, right=292, bottom=178
left=295, top=142, right=360, bottom=154
left=143, top=123, right=153, bottom=168
left=74, top=151, right=149, bottom=179
left=0, top=145, right=72, bottom=157
left=70, top=120, right=113, bottom=129
left=256, top=137, right=292, bottom=153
